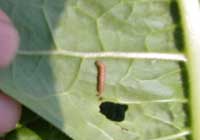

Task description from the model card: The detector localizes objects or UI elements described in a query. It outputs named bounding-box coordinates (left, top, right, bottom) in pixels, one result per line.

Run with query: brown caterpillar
left=95, top=61, right=106, bottom=96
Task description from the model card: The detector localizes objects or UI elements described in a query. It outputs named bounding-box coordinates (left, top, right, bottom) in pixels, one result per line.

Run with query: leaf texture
left=0, top=0, right=189, bottom=140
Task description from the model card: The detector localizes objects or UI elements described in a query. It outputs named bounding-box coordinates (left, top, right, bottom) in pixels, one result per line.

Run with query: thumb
left=0, top=92, right=22, bottom=134
left=0, top=9, right=19, bottom=68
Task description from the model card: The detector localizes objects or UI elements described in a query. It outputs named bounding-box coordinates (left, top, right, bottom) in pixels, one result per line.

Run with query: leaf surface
left=0, top=0, right=189, bottom=140
left=5, top=127, right=42, bottom=140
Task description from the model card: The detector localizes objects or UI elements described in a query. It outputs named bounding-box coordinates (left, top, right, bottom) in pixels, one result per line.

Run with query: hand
left=0, top=10, right=22, bottom=134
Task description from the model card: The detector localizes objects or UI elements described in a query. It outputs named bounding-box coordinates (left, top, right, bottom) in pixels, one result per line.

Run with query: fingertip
left=0, top=10, right=11, bottom=24
left=0, top=92, right=22, bottom=134
left=0, top=9, right=19, bottom=68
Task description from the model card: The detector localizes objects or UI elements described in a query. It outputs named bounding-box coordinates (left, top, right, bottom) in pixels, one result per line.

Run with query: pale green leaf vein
left=119, top=60, right=134, bottom=82
left=87, top=122, right=114, bottom=140
left=42, top=1, right=60, bottom=50
left=150, top=130, right=191, bottom=140
left=17, top=50, right=187, bottom=61
left=116, top=98, right=188, bottom=104
left=144, top=113, right=181, bottom=130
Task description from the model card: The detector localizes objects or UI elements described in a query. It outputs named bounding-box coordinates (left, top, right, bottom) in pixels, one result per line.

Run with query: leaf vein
left=17, top=50, right=187, bottom=61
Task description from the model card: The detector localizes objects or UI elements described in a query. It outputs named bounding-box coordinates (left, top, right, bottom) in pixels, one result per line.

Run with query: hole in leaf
left=99, top=102, right=128, bottom=122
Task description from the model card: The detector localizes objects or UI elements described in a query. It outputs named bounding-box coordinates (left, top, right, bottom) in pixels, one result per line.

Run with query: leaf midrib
left=17, top=50, right=187, bottom=61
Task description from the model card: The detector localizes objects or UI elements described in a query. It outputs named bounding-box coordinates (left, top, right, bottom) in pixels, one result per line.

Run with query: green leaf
left=0, top=0, right=190, bottom=140
left=25, top=118, right=72, bottom=140
left=4, top=107, right=72, bottom=140
left=19, top=107, right=72, bottom=140
left=178, top=0, right=200, bottom=140
left=5, top=127, right=42, bottom=140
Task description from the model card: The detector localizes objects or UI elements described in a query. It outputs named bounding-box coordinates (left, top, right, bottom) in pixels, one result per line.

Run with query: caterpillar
left=95, top=61, right=106, bottom=96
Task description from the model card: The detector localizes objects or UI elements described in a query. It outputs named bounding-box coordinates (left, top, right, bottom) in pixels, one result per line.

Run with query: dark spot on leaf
left=170, top=1, right=180, bottom=23
left=179, top=63, right=191, bottom=140
left=174, top=26, right=184, bottom=51
left=99, top=102, right=128, bottom=122
left=98, top=97, right=103, bottom=101
left=170, top=1, right=185, bottom=51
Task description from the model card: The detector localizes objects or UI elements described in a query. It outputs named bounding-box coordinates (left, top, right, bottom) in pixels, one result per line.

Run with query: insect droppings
left=95, top=61, right=106, bottom=96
